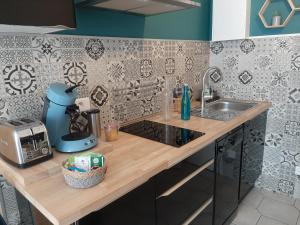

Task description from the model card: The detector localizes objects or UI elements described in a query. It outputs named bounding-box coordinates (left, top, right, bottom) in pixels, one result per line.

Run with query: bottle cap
left=184, top=83, right=189, bottom=86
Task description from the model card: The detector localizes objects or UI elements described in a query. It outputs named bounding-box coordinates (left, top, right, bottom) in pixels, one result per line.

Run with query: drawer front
left=186, top=199, right=213, bottom=225
left=156, top=143, right=215, bottom=196
left=156, top=161, right=214, bottom=225
left=80, top=180, right=156, bottom=225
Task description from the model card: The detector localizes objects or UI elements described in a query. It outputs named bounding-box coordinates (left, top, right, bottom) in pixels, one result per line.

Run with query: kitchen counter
left=0, top=101, right=271, bottom=225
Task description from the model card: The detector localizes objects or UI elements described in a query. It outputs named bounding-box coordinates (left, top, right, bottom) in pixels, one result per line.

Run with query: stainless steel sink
left=191, top=99, right=257, bottom=121
left=207, top=100, right=256, bottom=112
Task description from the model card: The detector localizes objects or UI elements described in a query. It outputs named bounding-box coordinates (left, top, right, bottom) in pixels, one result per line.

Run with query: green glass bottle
left=181, top=84, right=191, bottom=120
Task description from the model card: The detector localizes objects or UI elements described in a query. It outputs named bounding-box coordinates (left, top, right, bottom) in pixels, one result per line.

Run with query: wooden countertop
left=0, top=101, right=271, bottom=225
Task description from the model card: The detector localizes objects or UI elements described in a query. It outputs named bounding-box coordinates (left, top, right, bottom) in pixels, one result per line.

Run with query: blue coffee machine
left=42, top=83, right=97, bottom=153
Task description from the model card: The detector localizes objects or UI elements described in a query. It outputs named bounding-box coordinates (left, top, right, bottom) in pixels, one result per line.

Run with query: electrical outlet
left=76, top=97, right=91, bottom=111
left=295, top=166, right=300, bottom=176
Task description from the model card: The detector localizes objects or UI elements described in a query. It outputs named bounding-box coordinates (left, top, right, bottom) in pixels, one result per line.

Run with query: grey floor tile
left=232, top=204, right=261, bottom=225
left=241, top=188, right=264, bottom=208
left=295, top=199, right=300, bottom=211
left=257, top=216, right=288, bottom=225
left=261, top=189, right=295, bottom=205
left=258, top=198, right=299, bottom=225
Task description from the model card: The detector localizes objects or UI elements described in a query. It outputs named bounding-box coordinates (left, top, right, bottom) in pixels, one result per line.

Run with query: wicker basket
left=62, top=160, right=107, bottom=189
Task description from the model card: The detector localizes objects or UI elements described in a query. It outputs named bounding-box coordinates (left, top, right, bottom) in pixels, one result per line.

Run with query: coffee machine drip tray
left=57, top=133, right=97, bottom=153
left=62, top=132, right=90, bottom=141
left=120, top=120, right=205, bottom=148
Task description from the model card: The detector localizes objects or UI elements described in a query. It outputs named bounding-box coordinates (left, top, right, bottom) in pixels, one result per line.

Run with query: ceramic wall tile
left=0, top=33, right=210, bottom=128
left=210, top=35, right=300, bottom=198
left=2, top=64, right=37, bottom=97
left=7, top=94, right=44, bottom=120
left=0, top=98, right=9, bottom=122
left=31, top=35, right=62, bottom=63
left=59, top=36, right=85, bottom=49
left=2, top=31, right=300, bottom=214
left=85, top=38, right=105, bottom=61
left=164, top=40, right=176, bottom=58
left=35, top=63, right=64, bottom=96
left=123, top=39, right=143, bottom=60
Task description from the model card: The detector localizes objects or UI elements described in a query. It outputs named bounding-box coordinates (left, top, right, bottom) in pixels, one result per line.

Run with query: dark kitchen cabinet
left=189, top=202, right=214, bottom=225
left=214, top=126, right=244, bottom=225
left=79, top=179, right=156, bottom=225
left=239, top=112, right=267, bottom=201
left=0, top=216, right=6, bottom=225
left=214, top=112, right=268, bottom=225
left=79, top=112, right=268, bottom=225
left=155, top=143, right=215, bottom=225
left=0, top=0, right=76, bottom=27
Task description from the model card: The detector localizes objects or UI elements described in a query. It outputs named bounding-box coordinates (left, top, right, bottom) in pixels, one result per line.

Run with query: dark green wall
left=144, top=0, right=210, bottom=40
left=250, top=0, right=300, bottom=36
left=62, top=0, right=300, bottom=40
left=60, top=0, right=211, bottom=40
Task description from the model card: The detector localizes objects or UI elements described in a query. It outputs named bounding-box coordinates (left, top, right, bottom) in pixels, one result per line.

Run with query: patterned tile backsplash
left=0, top=32, right=300, bottom=199
left=0, top=34, right=209, bottom=125
left=209, top=36, right=300, bottom=198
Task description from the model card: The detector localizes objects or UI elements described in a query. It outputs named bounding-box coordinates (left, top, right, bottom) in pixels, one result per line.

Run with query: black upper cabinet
left=0, top=0, right=76, bottom=33
left=239, top=112, right=267, bottom=201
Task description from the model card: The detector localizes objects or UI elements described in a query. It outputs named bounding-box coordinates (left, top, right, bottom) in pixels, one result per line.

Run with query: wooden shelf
left=258, top=0, right=296, bottom=28
left=292, top=0, right=300, bottom=10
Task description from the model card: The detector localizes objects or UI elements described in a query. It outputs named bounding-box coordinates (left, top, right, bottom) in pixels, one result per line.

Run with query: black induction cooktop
left=120, top=120, right=205, bottom=148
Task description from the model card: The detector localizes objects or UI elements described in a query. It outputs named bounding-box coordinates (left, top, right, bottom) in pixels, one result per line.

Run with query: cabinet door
left=239, top=112, right=267, bottom=201
left=80, top=180, right=156, bottom=225
left=0, top=216, right=6, bottom=225
left=214, top=127, right=243, bottom=225
left=156, top=143, right=215, bottom=225
left=212, top=0, right=251, bottom=41
left=189, top=201, right=213, bottom=225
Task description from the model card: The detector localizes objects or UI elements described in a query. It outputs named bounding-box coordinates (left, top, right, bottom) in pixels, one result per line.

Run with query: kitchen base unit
left=0, top=100, right=270, bottom=225
left=214, top=126, right=244, bottom=225
left=79, top=179, right=156, bottom=225
left=76, top=112, right=268, bottom=225
left=239, top=112, right=267, bottom=201
left=79, top=143, right=216, bottom=225
left=155, top=143, right=215, bottom=225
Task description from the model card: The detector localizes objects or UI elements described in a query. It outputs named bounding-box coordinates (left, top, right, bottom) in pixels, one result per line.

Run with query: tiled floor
left=232, top=188, right=300, bottom=225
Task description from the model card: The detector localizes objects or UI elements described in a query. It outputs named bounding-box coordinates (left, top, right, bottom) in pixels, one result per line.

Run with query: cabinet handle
left=218, top=146, right=224, bottom=153
left=181, top=197, right=213, bottom=225
left=228, top=138, right=235, bottom=145
left=157, top=159, right=214, bottom=199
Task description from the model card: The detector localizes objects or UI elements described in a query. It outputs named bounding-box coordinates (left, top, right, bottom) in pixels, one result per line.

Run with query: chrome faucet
left=201, top=67, right=219, bottom=115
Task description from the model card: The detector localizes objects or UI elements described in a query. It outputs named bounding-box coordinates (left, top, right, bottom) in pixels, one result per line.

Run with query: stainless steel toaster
left=0, top=118, right=52, bottom=168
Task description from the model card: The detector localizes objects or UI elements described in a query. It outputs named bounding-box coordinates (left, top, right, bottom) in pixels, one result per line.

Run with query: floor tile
left=232, top=204, right=261, bottom=225
left=257, top=216, right=288, bottom=225
left=241, top=188, right=264, bottom=208
left=258, top=198, right=299, bottom=225
left=261, top=189, right=295, bottom=205
left=295, top=199, right=300, bottom=211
